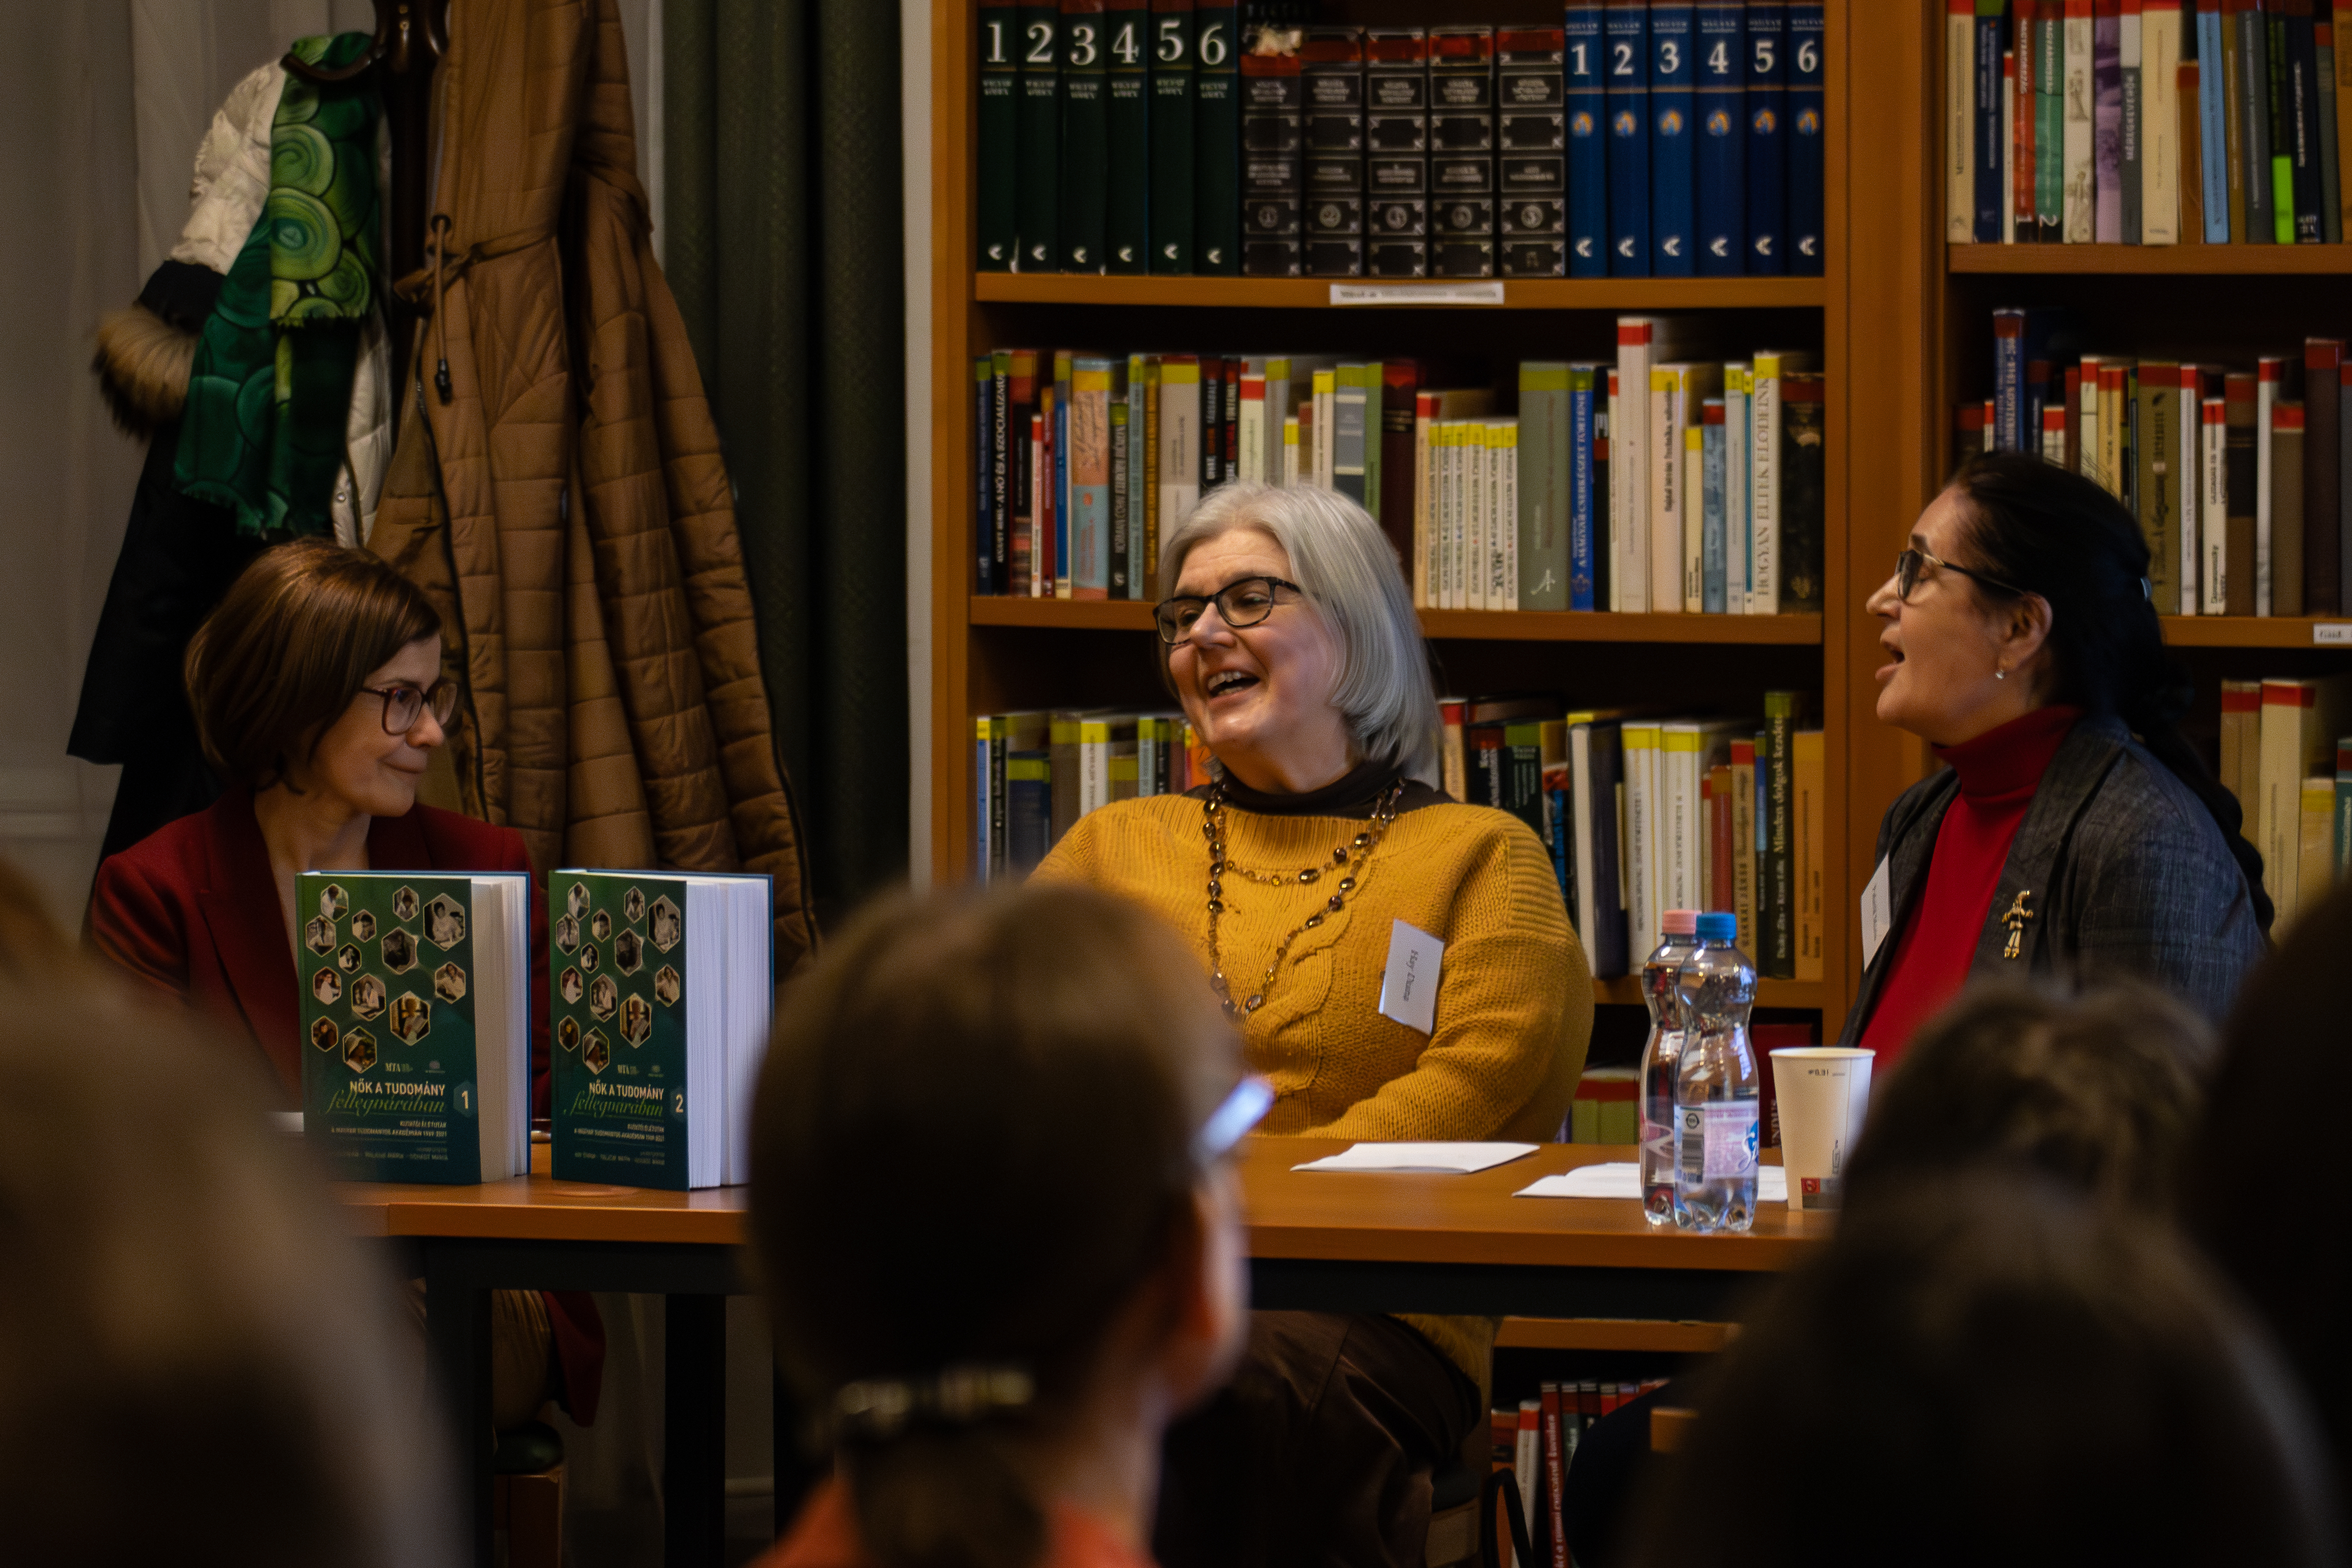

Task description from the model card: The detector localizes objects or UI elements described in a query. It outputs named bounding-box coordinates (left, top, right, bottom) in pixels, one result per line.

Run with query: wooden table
left=341, top=1139, right=1823, bottom=1567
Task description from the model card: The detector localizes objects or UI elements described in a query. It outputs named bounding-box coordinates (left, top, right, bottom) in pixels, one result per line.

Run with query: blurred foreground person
left=2186, top=879, right=2352, bottom=1507
left=750, top=883, right=1258, bottom=1568
left=1633, top=1177, right=2341, bottom=1568
left=0, top=964, right=454, bottom=1563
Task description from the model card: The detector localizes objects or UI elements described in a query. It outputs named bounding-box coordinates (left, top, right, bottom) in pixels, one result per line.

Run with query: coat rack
left=283, top=0, right=450, bottom=411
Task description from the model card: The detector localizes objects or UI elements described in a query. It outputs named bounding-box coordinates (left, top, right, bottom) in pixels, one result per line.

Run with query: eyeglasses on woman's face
left=360, top=678, right=459, bottom=734
left=1153, top=576, right=1305, bottom=645
left=1894, top=547, right=2027, bottom=604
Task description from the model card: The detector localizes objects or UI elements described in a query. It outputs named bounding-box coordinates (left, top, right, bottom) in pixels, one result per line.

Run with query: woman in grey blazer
left=1840, top=454, right=2268, bottom=1060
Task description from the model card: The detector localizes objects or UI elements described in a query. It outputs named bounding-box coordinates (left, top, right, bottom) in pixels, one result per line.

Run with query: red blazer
left=89, top=788, right=606, bottom=1423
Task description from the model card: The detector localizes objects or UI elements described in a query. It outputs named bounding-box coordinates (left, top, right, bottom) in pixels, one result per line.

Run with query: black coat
left=1839, top=713, right=2268, bottom=1042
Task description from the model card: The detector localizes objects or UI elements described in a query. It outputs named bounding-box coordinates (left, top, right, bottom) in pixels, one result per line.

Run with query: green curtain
left=664, top=0, right=909, bottom=926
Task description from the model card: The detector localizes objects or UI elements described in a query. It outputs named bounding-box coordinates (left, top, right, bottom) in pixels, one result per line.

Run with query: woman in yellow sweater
left=1036, top=481, right=1592, bottom=1568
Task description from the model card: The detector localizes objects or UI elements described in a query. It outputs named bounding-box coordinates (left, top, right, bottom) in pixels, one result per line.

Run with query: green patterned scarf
left=175, top=32, right=382, bottom=538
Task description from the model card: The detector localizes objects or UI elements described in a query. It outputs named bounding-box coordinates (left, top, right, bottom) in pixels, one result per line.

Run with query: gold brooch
left=2000, top=890, right=2036, bottom=960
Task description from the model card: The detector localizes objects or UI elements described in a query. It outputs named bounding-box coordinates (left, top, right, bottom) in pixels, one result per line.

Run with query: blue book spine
left=1694, top=0, right=1746, bottom=273
left=1785, top=0, right=1822, bottom=273
left=1569, top=373, right=1598, bottom=609
left=1605, top=0, right=1652, bottom=273
left=975, top=359, right=994, bottom=593
left=2199, top=6, right=2230, bottom=241
left=1701, top=410, right=1727, bottom=612
left=1993, top=309, right=2024, bottom=454
left=1745, top=0, right=1787, bottom=272
left=1567, top=0, right=1609, bottom=276
left=1974, top=4, right=2004, bottom=240
left=974, top=727, right=992, bottom=878
left=1649, top=2, right=1698, bottom=275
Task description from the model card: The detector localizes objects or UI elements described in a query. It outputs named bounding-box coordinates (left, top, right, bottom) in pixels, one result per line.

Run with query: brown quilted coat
left=370, top=0, right=814, bottom=967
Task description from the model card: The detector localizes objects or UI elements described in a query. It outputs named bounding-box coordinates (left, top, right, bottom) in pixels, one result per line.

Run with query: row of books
left=973, top=327, right=1827, bottom=615
left=1977, top=314, right=2352, bottom=615
left=1490, top=1381, right=1671, bottom=1568
left=293, top=869, right=773, bottom=1192
left=1946, top=0, right=2352, bottom=247
left=2222, top=676, right=2352, bottom=931
left=972, top=687, right=1825, bottom=982
left=978, top=2, right=1826, bottom=279
left=1444, top=691, right=1824, bottom=981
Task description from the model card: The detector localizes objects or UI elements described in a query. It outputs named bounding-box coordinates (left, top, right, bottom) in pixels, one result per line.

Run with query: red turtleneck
left=1858, top=705, right=2082, bottom=1069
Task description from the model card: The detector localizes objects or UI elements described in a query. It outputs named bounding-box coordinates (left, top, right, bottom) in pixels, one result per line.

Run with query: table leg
left=665, top=1294, right=728, bottom=1566
left=424, top=1246, right=495, bottom=1568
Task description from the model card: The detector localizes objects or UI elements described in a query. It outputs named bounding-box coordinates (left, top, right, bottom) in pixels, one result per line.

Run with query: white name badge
left=1378, top=919, right=1445, bottom=1035
left=1859, top=855, right=1894, bottom=969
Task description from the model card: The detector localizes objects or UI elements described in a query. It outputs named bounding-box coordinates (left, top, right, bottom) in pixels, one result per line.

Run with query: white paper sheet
left=1291, top=1141, right=1540, bottom=1174
left=1514, top=1163, right=1788, bottom=1203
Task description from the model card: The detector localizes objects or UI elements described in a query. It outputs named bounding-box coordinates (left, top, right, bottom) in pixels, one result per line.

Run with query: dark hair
left=750, top=883, right=1243, bottom=1568
left=0, top=987, right=455, bottom=1565
left=2183, top=877, right=2352, bottom=1504
left=1947, top=453, right=2272, bottom=930
left=1635, top=1175, right=2343, bottom=1568
left=1842, top=981, right=2214, bottom=1216
left=184, top=539, right=443, bottom=792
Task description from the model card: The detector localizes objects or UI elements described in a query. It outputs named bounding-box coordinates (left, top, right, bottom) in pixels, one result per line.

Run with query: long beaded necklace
left=1202, top=778, right=1407, bottom=1016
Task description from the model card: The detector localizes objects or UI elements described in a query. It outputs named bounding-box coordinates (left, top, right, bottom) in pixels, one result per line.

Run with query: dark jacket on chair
left=1839, top=713, right=2267, bottom=1044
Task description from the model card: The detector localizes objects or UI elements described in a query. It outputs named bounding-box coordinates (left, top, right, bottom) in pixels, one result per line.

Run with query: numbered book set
left=978, top=1, right=1827, bottom=279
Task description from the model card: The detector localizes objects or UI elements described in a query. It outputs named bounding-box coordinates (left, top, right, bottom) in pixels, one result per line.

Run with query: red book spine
left=1380, top=359, right=1422, bottom=575
left=1540, top=1382, right=1568, bottom=1568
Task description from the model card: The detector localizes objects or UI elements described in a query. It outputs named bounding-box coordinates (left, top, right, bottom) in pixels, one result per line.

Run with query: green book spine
left=1106, top=0, right=1152, bottom=271
left=1519, top=361, right=1571, bottom=610
left=1150, top=0, right=1197, bottom=271
left=1761, top=692, right=1800, bottom=978
left=1363, top=359, right=1384, bottom=520
left=2272, top=14, right=2299, bottom=242
left=1016, top=0, right=1062, bottom=269
left=298, top=872, right=507, bottom=1184
left=980, top=0, right=1021, bottom=268
left=1503, top=722, right=1549, bottom=836
left=550, top=874, right=695, bottom=1190
left=2038, top=11, right=2065, bottom=239
left=1194, top=0, right=1242, bottom=272
left=1060, top=0, right=1110, bottom=269
left=1109, top=363, right=1132, bottom=596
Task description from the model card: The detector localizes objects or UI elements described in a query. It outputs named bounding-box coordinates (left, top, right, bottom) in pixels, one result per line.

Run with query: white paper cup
left=1769, top=1048, right=1874, bottom=1212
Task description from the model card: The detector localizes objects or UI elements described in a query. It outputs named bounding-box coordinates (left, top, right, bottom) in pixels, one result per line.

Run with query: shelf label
left=1328, top=281, right=1507, bottom=306
left=2317, top=624, right=2352, bottom=646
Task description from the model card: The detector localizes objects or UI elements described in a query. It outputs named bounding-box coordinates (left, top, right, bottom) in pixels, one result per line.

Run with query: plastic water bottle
left=1637, top=910, right=1702, bottom=1227
left=1673, top=911, right=1760, bottom=1234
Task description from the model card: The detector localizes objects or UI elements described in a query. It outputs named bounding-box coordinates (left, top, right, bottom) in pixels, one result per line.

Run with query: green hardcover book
left=2036, top=6, right=2064, bottom=241
left=2136, top=361, right=2182, bottom=613
left=1761, top=692, right=1802, bottom=979
left=548, top=871, right=772, bottom=1191
left=1106, top=0, right=1152, bottom=271
left=1363, top=359, right=1385, bottom=522
left=1016, top=0, right=1062, bottom=269
left=980, top=0, right=1021, bottom=268
left=1518, top=361, right=1572, bottom=610
left=1150, top=0, right=1197, bottom=271
left=1060, top=0, right=1110, bottom=269
left=1194, top=0, right=1242, bottom=272
left=297, top=871, right=530, bottom=1183
left=1502, top=721, right=1550, bottom=837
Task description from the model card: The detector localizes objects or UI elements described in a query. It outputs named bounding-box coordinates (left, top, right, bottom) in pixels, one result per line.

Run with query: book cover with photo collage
left=549, top=873, right=691, bottom=1189
left=297, top=872, right=501, bottom=1183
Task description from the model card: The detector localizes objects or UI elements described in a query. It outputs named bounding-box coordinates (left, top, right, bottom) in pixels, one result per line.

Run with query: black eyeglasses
left=1895, top=547, right=2028, bottom=603
left=361, top=679, right=459, bottom=734
left=1153, top=576, right=1305, bottom=645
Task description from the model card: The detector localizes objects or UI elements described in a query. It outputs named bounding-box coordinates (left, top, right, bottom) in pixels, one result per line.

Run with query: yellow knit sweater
left=1036, top=791, right=1595, bottom=1388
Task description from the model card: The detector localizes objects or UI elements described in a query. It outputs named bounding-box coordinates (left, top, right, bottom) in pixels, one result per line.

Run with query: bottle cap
left=1661, top=909, right=1699, bottom=936
left=1695, top=911, right=1738, bottom=943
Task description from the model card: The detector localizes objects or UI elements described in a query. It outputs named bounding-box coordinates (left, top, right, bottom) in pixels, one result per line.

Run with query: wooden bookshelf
left=1948, top=243, right=2352, bottom=275
left=931, top=0, right=1861, bottom=1024
left=2161, top=617, right=2352, bottom=650
left=1593, top=977, right=1828, bottom=1012
left=1495, top=1316, right=1736, bottom=1354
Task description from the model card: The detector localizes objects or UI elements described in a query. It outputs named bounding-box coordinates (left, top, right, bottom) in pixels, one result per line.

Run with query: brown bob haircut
left=185, top=540, right=442, bottom=792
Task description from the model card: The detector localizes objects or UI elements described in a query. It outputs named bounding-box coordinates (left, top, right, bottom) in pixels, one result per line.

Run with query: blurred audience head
left=1636, top=1175, right=2342, bottom=1568
left=0, top=975, right=453, bottom=1565
left=2185, top=879, right=2352, bottom=1505
left=751, top=882, right=1253, bottom=1568
left=1842, top=981, right=2214, bottom=1216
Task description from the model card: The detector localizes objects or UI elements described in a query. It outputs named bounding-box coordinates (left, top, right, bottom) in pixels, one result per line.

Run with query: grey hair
left=1157, top=482, right=1442, bottom=786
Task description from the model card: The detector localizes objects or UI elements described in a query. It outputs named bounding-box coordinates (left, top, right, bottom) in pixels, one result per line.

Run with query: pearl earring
left=1995, top=667, right=2007, bottom=681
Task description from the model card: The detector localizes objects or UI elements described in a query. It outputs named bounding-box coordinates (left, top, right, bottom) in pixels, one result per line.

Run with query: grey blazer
left=1837, top=713, right=2267, bottom=1044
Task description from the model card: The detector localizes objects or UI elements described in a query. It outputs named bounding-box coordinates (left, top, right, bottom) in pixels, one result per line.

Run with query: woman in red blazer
left=89, top=538, right=602, bottom=1429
